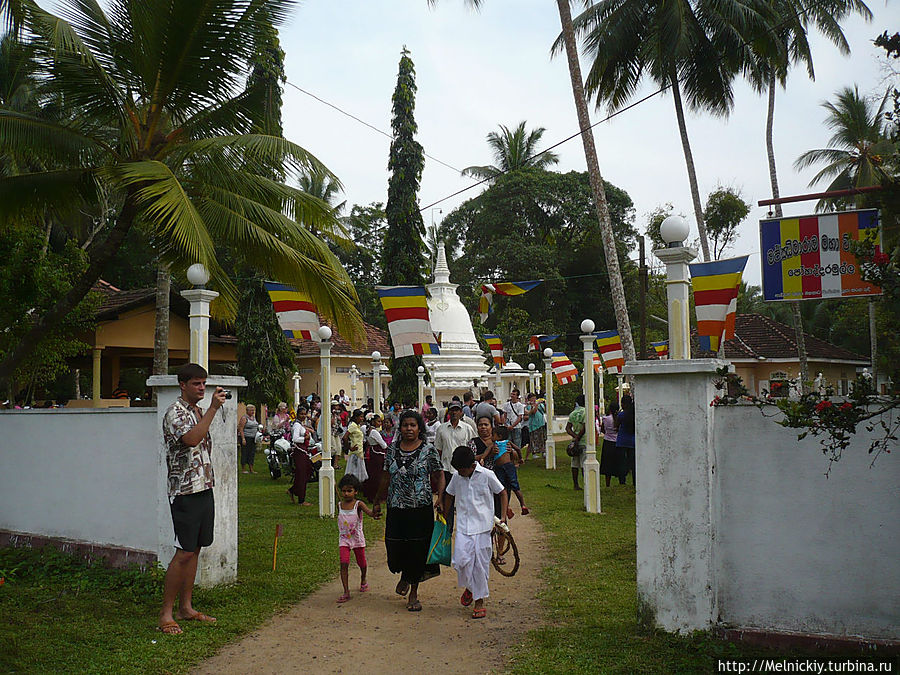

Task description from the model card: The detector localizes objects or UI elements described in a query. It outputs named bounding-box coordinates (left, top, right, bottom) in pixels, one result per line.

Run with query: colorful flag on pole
left=551, top=351, right=579, bottom=385
left=690, top=255, right=749, bottom=352
left=528, top=334, right=559, bottom=352
left=592, top=349, right=603, bottom=374
left=594, top=330, right=625, bottom=374
left=479, top=280, right=543, bottom=322
left=483, top=334, right=505, bottom=366
left=651, top=340, right=669, bottom=358
left=264, top=281, right=319, bottom=340
left=376, top=285, right=441, bottom=358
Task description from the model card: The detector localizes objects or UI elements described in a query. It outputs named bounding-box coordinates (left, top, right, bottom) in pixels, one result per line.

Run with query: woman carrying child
left=362, top=414, right=388, bottom=503
left=336, top=474, right=376, bottom=603
left=288, top=406, right=316, bottom=506
left=344, top=409, right=369, bottom=483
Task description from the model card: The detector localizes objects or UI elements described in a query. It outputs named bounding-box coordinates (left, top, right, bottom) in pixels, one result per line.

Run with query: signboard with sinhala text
left=759, top=208, right=882, bottom=302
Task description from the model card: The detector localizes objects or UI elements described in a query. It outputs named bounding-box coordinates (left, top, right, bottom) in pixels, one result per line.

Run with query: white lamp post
left=181, top=263, right=218, bottom=370
left=543, top=347, right=556, bottom=470
left=581, top=319, right=602, bottom=514
left=349, top=364, right=359, bottom=409
left=317, top=325, right=335, bottom=517
left=416, top=365, right=425, bottom=411
left=292, top=371, right=301, bottom=411
left=371, top=351, right=382, bottom=414
left=527, top=362, right=536, bottom=394
left=653, top=215, right=697, bottom=360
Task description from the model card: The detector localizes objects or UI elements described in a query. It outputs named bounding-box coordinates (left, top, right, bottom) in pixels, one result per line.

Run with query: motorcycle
left=265, top=436, right=293, bottom=480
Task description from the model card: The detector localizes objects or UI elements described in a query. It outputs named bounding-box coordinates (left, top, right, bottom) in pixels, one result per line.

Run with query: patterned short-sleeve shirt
left=383, top=440, right=442, bottom=509
left=163, top=397, right=215, bottom=498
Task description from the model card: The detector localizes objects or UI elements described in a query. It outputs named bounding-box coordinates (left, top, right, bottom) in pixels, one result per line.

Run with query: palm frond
left=0, top=108, right=115, bottom=163
left=0, top=167, right=97, bottom=226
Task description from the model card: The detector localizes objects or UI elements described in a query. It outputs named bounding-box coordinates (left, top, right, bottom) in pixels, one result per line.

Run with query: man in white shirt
left=503, top=389, right=526, bottom=449
left=443, top=445, right=508, bottom=619
left=433, top=400, right=476, bottom=531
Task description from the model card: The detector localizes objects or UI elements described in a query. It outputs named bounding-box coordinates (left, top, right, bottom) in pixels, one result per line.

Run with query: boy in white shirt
left=442, top=445, right=508, bottom=619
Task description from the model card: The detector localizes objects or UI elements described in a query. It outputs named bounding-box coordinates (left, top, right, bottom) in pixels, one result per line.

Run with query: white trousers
left=452, top=531, right=492, bottom=601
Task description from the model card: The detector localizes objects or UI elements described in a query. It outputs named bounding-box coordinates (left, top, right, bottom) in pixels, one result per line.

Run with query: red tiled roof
left=692, top=313, right=868, bottom=363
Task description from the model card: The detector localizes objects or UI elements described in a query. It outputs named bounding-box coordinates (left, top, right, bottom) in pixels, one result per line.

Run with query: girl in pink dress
left=337, top=474, right=376, bottom=603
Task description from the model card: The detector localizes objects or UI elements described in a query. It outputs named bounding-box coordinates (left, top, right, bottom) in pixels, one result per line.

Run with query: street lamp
left=527, top=362, right=536, bottom=394
left=317, top=325, right=335, bottom=517
left=543, top=347, right=556, bottom=470
left=349, top=364, right=359, bottom=409
left=580, top=318, right=602, bottom=514
left=292, top=371, right=301, bottom=410
left=654, top=215, right=696, bottom=359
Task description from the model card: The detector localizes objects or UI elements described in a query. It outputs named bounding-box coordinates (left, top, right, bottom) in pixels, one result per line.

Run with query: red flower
left=873, top=251, right=889, bottom=265
left=840, top=402, right=853, bottom=411
left=814, top=400, right=832, bottom=413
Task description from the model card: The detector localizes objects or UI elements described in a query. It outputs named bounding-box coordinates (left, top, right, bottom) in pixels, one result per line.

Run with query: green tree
left=442, top=167, right=637, bottom=358
left=235, top=278, right=296, bottom=409
left=429, top=0, right=637, bottom=364
left=333, top=202, right=389, bottom=328
left=0, top=0, right=362, bottom=383
left=704, top=187, right=750, bottom=260
left=461, top=121, right=560, bottom=181
left=381, top=48, right=427, bottom=405
left=794, top=85, right=896, bottom=210
left=569, top=0, right=772, bottom=263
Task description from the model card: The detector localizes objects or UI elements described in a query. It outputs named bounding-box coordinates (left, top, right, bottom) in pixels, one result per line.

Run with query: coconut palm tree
left=568, top=0, right=773, bottom=263
left=0, top=0, right=363, bottom=381
left=429, top=0, right=637, bottom=361
left=794, top=85, right=895, bottom=209
left=745, top=0, right=872, bottom=394
left=461, top=121, right=560, bottom=180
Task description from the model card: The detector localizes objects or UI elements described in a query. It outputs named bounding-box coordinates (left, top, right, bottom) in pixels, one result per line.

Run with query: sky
left=278, top=1, right=893, bottom=287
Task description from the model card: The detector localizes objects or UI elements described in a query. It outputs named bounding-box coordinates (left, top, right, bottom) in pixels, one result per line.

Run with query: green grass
left=507, top=443, right=896, bottom=674
left=1, top=448, right=894, bottom=674
left=0, top=458, right=383, bottom=674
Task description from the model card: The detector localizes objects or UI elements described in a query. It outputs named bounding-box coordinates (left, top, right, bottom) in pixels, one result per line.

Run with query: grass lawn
left=1, top=446, right=892, bottom=673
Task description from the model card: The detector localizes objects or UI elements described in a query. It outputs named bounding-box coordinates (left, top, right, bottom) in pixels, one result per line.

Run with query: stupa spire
left=433, top=243, right=451, bottom=285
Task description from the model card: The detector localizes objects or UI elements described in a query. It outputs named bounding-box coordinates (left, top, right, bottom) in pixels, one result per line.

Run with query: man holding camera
left=158, top=363, right=227, bottom=635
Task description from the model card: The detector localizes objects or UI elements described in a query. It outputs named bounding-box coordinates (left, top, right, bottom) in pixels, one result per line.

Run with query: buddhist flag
left=376, top=286, right=441, bottom=358
left=592, top=349, right=603, bottom=374
left=528, top=334, right=559, bottom=352
left=551, top=351, right=579, bottom=385
left=484, top=334, right=505, bottom=366
left=651, top=340, right=669, bottom=358
left=595, top=330, right=625, bottom=374
left=264, top=281, right=319, bottom=340
left=690, top=255, right=749, bottom=352
left=479, top=280, right=542, bottom=322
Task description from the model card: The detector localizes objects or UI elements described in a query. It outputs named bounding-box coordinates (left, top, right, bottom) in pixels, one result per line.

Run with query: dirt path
left=193, top=511, right=547, bottom=674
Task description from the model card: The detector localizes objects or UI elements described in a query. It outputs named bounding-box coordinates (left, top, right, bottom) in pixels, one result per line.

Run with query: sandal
left=395, top=580, right=410, bottom=597
left=406, top=599, right=422, bottom=612
left=472, top=607, right=487, bottom=619
left=177, top=612, right=216, bottom=623
left=359, top=583, right=369, bottom=592
left=521, top=507, right=530, bottom=515
left=460, top=589, right=473, bottom=607
left=157, top=621, right=182, bottom=634
left=337, top=592, right=351, bottom=603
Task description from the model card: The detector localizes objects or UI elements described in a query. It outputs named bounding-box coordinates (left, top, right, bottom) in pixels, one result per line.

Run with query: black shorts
left=170, top=489, right=215, bottom=552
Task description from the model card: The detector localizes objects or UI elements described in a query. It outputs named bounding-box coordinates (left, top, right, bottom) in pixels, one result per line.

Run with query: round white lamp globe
left=528, top=363, right=535, bottom=371
left=417, top=365, right=425, bottom=374
left=186, top=263, right=209, bottom=286
left=543, top=347, right=553, bottom=358
left=371, top=350, right=381, bottom=360
left=317, top=325, right=332, bottom=341
left=660, top=215, right=690, bottom=247
left=581, top=318, right=595, bottom=334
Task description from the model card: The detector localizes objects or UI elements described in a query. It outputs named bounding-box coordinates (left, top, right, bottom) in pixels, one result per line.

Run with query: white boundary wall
left=0, top=374, right=245, bottom=587
left=625, top=359, right=899, bottom=642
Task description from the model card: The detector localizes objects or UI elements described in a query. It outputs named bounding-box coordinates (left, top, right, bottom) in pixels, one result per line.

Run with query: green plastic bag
left=427, top=514, right=451, bottom=566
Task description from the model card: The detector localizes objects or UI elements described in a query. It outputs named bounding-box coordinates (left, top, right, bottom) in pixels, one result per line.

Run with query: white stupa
left=423, top=245, right=491, bottom=398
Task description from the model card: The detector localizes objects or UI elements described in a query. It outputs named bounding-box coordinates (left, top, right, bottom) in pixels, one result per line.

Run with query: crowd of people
left=230, top=385, right=635, bottom=620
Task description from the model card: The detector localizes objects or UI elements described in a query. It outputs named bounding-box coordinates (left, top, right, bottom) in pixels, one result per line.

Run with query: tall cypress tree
left=381, top=47, right=427, bottom=406
left=234, top=21, right=295, bottom=408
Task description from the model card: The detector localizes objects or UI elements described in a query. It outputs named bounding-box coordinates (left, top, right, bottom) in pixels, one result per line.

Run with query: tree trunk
left=555, top=0, right=636, bottom=362
left=152, top=260, right=171, bottom=406
left=670, top=71, right=711, bottom=262
left=0, top=197, right=138, bottom=381
left=766, top=73, right=809, bottom=394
